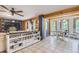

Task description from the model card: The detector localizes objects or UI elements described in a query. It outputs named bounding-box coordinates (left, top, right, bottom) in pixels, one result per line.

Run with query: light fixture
left=12, top=20, right=15, bottom=23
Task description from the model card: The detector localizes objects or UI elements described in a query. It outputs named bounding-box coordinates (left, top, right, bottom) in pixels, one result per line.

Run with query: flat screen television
left=4, top=22, right=21, bottom=32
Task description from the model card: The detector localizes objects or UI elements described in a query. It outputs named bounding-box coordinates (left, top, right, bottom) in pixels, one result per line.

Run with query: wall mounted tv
left=4, top=22, right=21, bottom=32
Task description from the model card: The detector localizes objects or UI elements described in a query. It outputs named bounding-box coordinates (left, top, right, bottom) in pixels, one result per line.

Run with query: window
left=57, top=20, right=61, bottom=31
left=51, top=20, right=56, bottom=31
left=33, top=19, right=36, bottom=31
left=75, top=19, right=79, bottom=33
left=62, top=20, right=68, bottom=32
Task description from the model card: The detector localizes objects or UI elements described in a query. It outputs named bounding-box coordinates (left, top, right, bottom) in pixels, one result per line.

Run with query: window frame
left=61, top=19, right=69, bottom=33
left=74, top=17, right=79, bottom=34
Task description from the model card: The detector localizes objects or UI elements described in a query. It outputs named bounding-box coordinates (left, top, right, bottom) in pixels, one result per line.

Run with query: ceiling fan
left=0, top=5, right=24, bottom=17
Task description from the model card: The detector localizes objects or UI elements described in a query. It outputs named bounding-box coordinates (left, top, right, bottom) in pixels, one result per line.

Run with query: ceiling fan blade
left=15, top=11, right=23, bottom=13
left=0, top=5, right=9, bottom=11
left=0, top=10, right=6, bottom=12
left=15, top=13, right=24, bottom=17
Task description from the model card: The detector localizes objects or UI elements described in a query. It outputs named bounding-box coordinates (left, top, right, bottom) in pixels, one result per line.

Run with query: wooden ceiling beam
left=44, top=6, right=79, bottom=18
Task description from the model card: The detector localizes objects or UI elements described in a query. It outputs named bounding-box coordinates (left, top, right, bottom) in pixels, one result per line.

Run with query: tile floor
left=16, top=36, right=79, bottom=53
